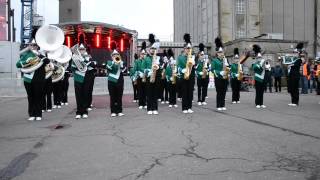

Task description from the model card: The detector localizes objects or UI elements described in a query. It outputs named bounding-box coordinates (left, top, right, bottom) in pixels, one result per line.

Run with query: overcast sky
left=12, top=0, right=173, bottom=42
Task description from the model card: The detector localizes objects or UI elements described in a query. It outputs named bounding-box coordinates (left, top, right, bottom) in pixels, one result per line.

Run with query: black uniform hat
left=183, top=33, right=192, bottom=48
left=215, top=37, right=223, bottom=52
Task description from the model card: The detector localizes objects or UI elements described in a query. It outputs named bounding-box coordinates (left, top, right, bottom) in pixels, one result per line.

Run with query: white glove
left=170, top=77, right=174, bottom=81
left=148, top=71, right=152, bottom=77
left=199, top=72, right=204, bottom=75
left=181, top=68, right=187, bottom=73
left=235, top=74, right=239, bottom=78
left=120, top=61, right=124, bottom=67
left=139, top=72, right=144, bottom=78
left=219, top=71, right=225, bottom=76
left=259, top=59, right=266, bottom=66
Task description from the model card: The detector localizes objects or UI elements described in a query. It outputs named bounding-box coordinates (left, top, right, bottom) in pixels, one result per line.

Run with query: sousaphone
left=51, top=46, right=72, bottom=83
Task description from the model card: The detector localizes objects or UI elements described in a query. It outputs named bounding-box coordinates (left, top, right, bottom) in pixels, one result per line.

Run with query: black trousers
left=42, top=78, right=52, bottom=110
left=137, top=79, right=147, bottom=106
left=215, top=78, right=228, bottom=108
left=146, top=78, right=158, bottom=111
left=288, top=76, right=300, bottom=104
left=24, top=81, right=45, bottom=117
left=197, top=77, right=209, bottom=102
left=53, top=81, right=62, bottom=106
left=274, top=77, right=282, bottom=92
left=85, top=70, right=95, bottom=108
left=159, top=79, right=169, bottom=102
left=168, top=83, right=177, bottom=105
left=108, top=76, right=124, bottom=114
left=255, top=81, right=265, bottom=106
left=181, top=79, right=193, bottom=110
left=231, top=78, right=241, bottom=102
left=61, top=73, right=70, bottom=103
left=264, top=78, right=272, bottom=92
left=74, top=81, right=88, bottom=115
left=132, top=82, right=138, bottom=100
left=176, top=78, right=183, bottom=99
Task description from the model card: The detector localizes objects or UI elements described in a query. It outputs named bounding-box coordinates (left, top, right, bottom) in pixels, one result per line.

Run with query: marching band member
left=61, top=61, right=71, bottom=105
left=285, top=43, right=304, bottom=106
left=106, top=42, right=125, bottom=117
left=71, top=43, right=89, bottom=119
left=42, top=62, right=54, bottom=112
left=144, top=34, right=160, bottom=115
left=211, top=37, right=229, bottom=111
left=135, top=42, right=147, bottom=109
left=84, top=47, right=96, bottom=111
left=251, top=44, right=267, bottom=109
left=52, top=72, right=63, bottom=109
left=177, top=33, right=195, bottom=113
left=158, top=50, right=169, bottom=104
left=165, top=48, right=178, bottom=108
left=230, top=48, right=242, bottom=104
left=195, top=43, right=209, bottom=106
left=130, top=53, right=139, bottom=103
left=16, top=38, right=50, bottom=121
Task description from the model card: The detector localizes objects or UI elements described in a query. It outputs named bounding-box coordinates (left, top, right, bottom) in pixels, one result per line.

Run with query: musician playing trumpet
left=106, top=42, right=126, bottom=117
left=211, top=37, right=229, bottom=111
left=177, top=34, right=195, bottom=113
left=284, top=43, right=305, bottom=106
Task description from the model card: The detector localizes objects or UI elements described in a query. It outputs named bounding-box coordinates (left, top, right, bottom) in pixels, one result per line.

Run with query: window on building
left=235, top=0, right=246, bottom=14
left=235, top=0, right=247, bottom=39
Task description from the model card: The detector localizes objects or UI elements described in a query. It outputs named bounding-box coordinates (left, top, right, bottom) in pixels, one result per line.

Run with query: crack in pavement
left=134, top=130, right=252, bottom=179
left=109, top=123, right=143, bottom=148
left=197, top=106, right=320, bottom=140
left=216, top=152, right=320, bottom=180
left=112, top=172, right=136, bottom=180
left=135, top=157, right=164, bottom=179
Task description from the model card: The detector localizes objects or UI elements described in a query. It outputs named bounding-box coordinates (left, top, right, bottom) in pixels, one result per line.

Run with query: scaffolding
left=20, top=0, right=33, bottom=45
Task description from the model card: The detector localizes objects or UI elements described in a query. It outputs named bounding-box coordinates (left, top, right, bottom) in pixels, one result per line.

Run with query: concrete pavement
left=0, top=79, right=320, bottom=180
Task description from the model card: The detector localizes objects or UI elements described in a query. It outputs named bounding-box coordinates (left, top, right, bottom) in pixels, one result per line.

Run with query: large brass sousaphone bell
left=35, top=25, right=65, bottom=52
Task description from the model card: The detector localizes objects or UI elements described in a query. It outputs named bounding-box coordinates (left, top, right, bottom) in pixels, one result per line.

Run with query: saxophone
left=237, top=60, right=243, bottom=81
left=150, top=50, right=159, bottom=83
left=222, top=56, right=230, bottom=80
left=171, top=62, right=177, bottom=84
left=161, top=62, right=166, bottom=80
left=202, top=55, right=208, bottom=79
left=184, top=49, right=193, bottom=80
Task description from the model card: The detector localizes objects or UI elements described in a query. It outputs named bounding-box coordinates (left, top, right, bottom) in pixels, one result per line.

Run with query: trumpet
left=112, top=54, right=122, bottom=64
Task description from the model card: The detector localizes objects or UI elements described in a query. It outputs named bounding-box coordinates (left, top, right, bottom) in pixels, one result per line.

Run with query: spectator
left=272, top=63, right=283, bottom=92
left=264, top=61, right=272, bottom=93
